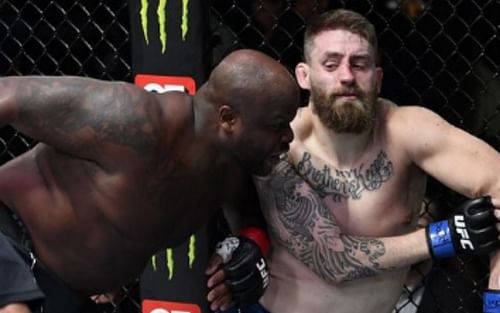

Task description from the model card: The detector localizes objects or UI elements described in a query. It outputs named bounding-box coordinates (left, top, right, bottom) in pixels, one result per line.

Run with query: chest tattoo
left=296, top=150, right=394, bottom=201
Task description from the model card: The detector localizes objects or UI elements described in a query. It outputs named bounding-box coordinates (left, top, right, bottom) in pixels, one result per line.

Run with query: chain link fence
left=1, top=1, right=499, bottom=312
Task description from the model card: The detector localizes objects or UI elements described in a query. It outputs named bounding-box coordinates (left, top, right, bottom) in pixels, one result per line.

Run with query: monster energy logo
left=140, top=0, right=190, bottom=53
left=151, top=234, right=197, bottom=279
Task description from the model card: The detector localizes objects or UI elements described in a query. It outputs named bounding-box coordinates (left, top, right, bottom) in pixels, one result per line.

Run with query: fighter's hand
left=206, top=252, right=232, bottom=311
left=427, top=196, right=500, bottom=259
left=205, top=236, right=270, bottom=311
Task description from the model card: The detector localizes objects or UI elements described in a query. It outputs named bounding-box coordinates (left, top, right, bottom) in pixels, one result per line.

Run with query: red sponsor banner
left=135, top=74, right=197, bottom=95
left=142, top=299, right=201, bottom=313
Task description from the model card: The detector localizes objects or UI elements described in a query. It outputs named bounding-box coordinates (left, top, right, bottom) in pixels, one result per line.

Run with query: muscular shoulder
left=385, top=103, right=448, bottom=135
left=384, top=102, right=453, bottom=159
left=145, top=91, right=195, bottom=158
left=157, top=91, right=194, bottom=133
left=94, top=86, right=193, bottom=171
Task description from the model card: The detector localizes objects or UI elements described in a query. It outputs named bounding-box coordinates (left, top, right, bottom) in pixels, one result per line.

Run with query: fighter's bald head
left=204, top=49, right=299, bottom=111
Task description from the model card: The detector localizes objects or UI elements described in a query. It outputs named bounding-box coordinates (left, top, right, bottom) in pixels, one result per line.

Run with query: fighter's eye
left=324, top=61, right=339, bottom=70
left=352, top=62, right=366, bottom=69
left=352, top=61, right=369, bottom=70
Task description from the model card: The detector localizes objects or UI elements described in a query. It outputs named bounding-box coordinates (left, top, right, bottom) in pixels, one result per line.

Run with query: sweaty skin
left=0, top=49, right=300, bottom=296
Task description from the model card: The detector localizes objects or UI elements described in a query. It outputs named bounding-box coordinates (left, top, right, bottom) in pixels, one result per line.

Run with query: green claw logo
left=140, top=0, right=190, bottom=53
left=151, top=234, right=196, bottom=279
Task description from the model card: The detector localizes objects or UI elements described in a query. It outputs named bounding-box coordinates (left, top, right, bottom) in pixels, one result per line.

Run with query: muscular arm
left=395, top=106, right=500, bottom=289
left=254, top=161, right=429, bottom=283
left=223, top=174, right=267, bottom=233
left=0, top=76, right=162, bottom=168
left=398, top=106, right=500, bottom=202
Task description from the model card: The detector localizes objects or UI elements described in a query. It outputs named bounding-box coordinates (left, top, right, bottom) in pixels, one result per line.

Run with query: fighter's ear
left=295, top=62, right=311, bottom=90
left=219, top=105, right=238, bottom=132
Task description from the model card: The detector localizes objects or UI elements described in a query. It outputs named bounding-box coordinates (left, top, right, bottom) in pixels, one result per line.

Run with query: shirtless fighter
left=0, top=49, right=300, bottom=313
left=214, top=9, right=500, bottom=313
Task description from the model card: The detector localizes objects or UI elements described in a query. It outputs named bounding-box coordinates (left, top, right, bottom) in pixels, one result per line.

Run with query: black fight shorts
left=0, top=231, right=44, bottom=309
left=0, top=205, right=89, bottom=313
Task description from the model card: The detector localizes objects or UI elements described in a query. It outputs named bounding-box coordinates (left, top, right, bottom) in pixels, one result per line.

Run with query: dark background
left=0, top=1, right=498, bottom=312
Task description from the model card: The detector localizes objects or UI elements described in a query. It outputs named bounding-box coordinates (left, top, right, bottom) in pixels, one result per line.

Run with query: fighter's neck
left=309, top=109, right=374, bottom=166
left=192, top=96, right=217, bottom=139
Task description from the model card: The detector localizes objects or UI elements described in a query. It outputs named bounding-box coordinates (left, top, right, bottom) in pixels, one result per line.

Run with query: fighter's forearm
left=254, top=161, right=430, bottom=284
left=222, top=173, right=267, bottom=234
left=285, top=222, right=428, bottom=283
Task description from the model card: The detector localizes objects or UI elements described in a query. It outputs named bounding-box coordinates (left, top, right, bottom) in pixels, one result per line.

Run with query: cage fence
left=0, top=1, right=499, bottom=312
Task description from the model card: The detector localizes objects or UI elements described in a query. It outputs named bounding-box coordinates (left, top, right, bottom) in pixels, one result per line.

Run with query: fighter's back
left=0, top=88, right=226, bottom=294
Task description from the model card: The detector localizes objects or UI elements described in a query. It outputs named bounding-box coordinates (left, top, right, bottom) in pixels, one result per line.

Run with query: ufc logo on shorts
left=135, top=74, right=196, bottom=95
left=257, top=258, right=269, bottom=288
left=454, top=215, right=474, bottom=250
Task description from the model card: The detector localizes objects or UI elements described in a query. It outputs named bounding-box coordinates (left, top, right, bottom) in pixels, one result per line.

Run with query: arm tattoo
left=296, top=150, right=393, bottom=202
left=16, top=78, right=157, bottom=155
left=255, top=161, right=387, bottom=282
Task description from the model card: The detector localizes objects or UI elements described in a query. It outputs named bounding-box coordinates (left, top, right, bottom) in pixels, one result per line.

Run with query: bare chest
left=290, top=148, right=426, bottom=236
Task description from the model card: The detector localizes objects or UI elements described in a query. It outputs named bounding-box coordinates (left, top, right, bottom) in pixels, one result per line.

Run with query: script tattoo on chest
left=296, top=150, right=394, bottom=201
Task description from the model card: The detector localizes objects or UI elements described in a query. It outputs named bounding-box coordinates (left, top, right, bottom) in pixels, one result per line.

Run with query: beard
left=311, top=84, right=378, bottom=134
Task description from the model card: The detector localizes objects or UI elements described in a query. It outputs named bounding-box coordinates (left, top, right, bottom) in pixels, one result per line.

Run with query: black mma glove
left=215, top=230, right=270, bottom=304
left=426, top=196, right=499, bottom=259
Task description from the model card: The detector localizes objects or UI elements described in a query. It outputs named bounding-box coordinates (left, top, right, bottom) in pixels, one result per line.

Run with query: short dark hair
left=303, top=9, right=379, bottom=64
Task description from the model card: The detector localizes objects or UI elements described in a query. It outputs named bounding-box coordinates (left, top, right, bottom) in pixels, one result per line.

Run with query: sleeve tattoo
left=16, top=78, right=157, bottom=156
left=255, top=161, right=389, bottom=283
